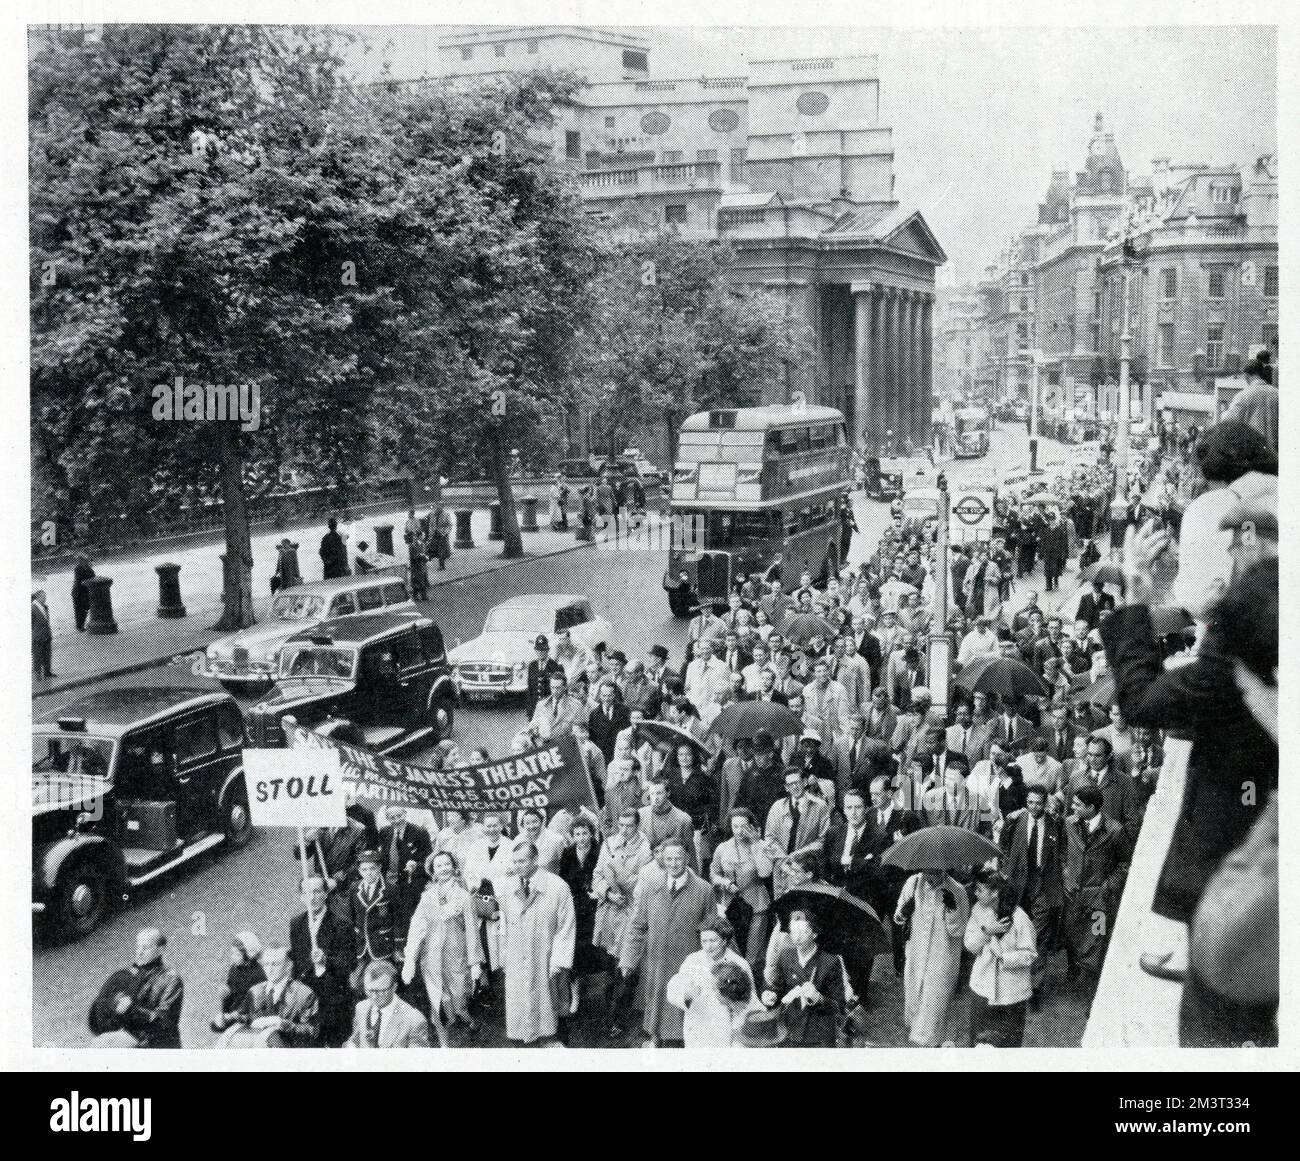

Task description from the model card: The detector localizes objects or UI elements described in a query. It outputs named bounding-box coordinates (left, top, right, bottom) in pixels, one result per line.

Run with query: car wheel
left=667, top=587, right=693, bottom=618
left=429, top=692, right=455, bottom=742
left=54, top=859, right=109, bottom=940
left=222, top=780, right=253, bottom=849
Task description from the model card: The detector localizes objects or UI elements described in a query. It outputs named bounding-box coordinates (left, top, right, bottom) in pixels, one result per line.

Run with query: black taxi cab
left=33, top=687, right=252, bottom=939
left=245, top=611, right=456, bottom=754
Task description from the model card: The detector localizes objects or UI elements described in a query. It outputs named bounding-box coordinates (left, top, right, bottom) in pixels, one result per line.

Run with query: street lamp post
left=1028, top=349, right=1041, bottom=473
left=1110, top=267, right=1132, bottom=532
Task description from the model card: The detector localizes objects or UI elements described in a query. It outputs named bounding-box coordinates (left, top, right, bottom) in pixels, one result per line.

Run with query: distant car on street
left=33, top=687, right=252, bottom=939
left=449, top=595, right=610, bottom=702
left=198, top=574, right=414, bottom=695
left=900, top=487, right=943, bottom=538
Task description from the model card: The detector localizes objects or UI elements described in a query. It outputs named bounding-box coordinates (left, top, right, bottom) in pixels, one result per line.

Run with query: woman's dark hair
left=1212, top=557, right=1278, bottom=682
left=787, top=850, right=823, bottom=879
left=570, top=818, right=595, bottom=839
left=698, top=913, right=734, bottom=941
left=1194, top=420, right=1278, bottom=483
left=788, top=908, right=821, bottom=938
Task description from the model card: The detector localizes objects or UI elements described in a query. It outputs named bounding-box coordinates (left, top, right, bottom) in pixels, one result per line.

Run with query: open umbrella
left=883, top=826, right=1001, bottom=872
left=706, top=701, right=804, bottom=743
left=770, top=882, right=891, bottom=960
left=954, top=655, right=1049, bottom=699
left=1080, top=561, right=1125, bottom=587
left=632, top=720, right=711, bottom=761
left=779, top=612, right=834, bottom=646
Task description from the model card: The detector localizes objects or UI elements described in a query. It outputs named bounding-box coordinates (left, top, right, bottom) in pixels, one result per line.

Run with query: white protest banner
left=243, top=748, right=346, bottom=828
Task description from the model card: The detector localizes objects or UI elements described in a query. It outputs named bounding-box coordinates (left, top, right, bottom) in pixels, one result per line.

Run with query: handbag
left=472, top=893, right=499, bottom=920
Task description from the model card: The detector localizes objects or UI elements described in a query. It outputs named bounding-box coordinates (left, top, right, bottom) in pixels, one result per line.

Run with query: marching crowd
left=85, top=371, right=1278, bottom=1051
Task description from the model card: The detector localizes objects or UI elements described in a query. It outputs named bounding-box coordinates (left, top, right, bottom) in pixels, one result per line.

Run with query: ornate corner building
left=436, top=26, right=948, bottom=454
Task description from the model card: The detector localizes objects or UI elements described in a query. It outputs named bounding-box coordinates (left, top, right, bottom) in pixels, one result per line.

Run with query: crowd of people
left=85, top=374, right=1278, bottom=1051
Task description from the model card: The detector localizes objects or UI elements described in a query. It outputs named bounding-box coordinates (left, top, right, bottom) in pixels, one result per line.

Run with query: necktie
left=522, top=876, right=531, bottom=899
left=389, top=829, right=402, bottom=879
left=850, top=740, right=859, bottom=771
left=1027, top=819, right=1038, bottom=874
left=365, top=1004, right=381, bottom=1048
left=962, top=728, right=969, bottom=754
left=787, top=799, right=801, bottom=853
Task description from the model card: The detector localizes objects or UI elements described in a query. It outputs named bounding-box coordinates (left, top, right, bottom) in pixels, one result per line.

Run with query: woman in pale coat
left=895, top=868, right=970, bottom=1046
left=592, top=808, right=653, bottom=960
left=964, top=868, right=1036, bottom=1047
left=666, top=915, right=762, bottom=1048
left=402, top=850, right=483, bottom=1046
left=548, top=473, right=570, bottom=532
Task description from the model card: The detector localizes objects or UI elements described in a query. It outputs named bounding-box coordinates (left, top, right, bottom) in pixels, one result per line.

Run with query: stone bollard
left=155, top=563, right=187, bottom=619
left=488, top=502, right=503, bottom=541
left=520, top=495, right=539, bottom=532
left=453, top=509, right=474, bottom=550
left=374, top=524, right=395, bottom=557
left=84, top=576, right=119, bottom=635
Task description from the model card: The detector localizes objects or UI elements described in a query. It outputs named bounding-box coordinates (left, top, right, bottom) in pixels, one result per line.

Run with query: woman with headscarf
left=402, top=849, right=483, bottom=1045
left=211, top=932, right=265, bottom=1031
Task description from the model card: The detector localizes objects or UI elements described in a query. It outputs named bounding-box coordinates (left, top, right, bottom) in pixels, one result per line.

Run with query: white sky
left=348, top=23, right=1276, bottom=285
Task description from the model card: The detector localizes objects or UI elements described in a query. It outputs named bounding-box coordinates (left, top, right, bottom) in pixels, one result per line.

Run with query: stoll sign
left=950, top=486, right=996, bottom=542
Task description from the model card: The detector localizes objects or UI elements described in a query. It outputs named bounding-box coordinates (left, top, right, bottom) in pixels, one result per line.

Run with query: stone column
left=872, top=289, right=886, bottom=453
left=852, top=283, right=874, bottom=450
left=900, top=290, right=915, bottom=447
left=884, top=288, right=900, bottom=451
left=908, top=290, right=921, bottom=446
left=920, top=292, right=935, bottom=448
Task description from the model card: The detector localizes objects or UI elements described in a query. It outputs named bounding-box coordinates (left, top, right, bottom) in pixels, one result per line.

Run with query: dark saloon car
left=33, top=687, right=253, bottom=939
left=245, top=612, right=456, bottom=754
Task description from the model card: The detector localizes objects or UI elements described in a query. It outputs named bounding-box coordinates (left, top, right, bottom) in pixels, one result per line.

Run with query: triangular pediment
left=879, top=212, right=948, bottom=264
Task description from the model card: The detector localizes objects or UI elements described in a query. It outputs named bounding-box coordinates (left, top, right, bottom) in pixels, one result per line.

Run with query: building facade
left=435, top=27, right=948, bottom=454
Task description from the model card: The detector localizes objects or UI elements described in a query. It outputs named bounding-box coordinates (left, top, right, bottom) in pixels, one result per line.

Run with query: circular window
left=707, top=108, right=739, bottom=133
left=796, top=91, right=829, bottom=116
left=641, top=112, right=671, bottom=135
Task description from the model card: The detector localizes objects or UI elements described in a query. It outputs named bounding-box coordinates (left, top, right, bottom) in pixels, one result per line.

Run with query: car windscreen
left=32, top=735, right=114, bottom=779
left=271, top=594, right=326, bottom=621
left=278, top=645, right=357, bottom=679
left=484, top=607, right=551, bottom=634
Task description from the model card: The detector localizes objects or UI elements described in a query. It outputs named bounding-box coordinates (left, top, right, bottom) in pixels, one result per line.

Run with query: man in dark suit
left=1063, top=735, right=1144, bottom=844
left=1010, top=591, right=1042, bottom=636
left=1038, top=703, right=1080, bottom=765
left=645, top=644, right=679, bottom=701
left=987, top=696, right=1033, bottom=751
left=525, top=634, right=565, bottom=720
left=752, top=668, right=789, bottom=705
left=587, top=678, right=632, bottom=763
left=1075, top=579, right=1115, bottom=631
left=1000, top=784, right=1064, bottom=1002
left=850, top=616, right=884, bottom=693
left=290, top=876, right=357, bottom=1047
left=377, top=805, right=433, bottom=930
left=719, top=630, right=752, bottom=676
left=1039, top=509, right=1069, bottom=592
left=824, top=788, right=877, bottom=901
left=1061, top=785, right=1131, bottom=982
left=864, top=775, right=920, bottom=977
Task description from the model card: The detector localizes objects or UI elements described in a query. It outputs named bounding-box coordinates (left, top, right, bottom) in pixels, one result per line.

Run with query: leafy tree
left=578, top=230, right=815, bottom=465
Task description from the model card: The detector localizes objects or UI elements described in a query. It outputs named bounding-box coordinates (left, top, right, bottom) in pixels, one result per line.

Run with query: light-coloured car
left=198, top=573, right=414, bottom=694
left=449, top=595, right=610, bottom=702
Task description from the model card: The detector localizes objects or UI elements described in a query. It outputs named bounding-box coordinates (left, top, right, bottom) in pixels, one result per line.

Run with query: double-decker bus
left=662, top=405, right=852, bottom=617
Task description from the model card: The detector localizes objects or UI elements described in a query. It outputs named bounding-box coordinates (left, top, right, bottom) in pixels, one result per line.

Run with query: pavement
left=33, top=504, right=613, bottom=698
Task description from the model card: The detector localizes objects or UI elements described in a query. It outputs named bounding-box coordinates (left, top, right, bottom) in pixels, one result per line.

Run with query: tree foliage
left=577, top=230, right=815, bottom=462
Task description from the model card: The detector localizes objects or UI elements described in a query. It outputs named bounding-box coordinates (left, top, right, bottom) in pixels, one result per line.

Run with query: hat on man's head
left=649, top=644, right=669, bottom=661
left=533, top=634, right=550, bottom=650
left=751, top=729, right=777, bottom=753
left=608, top=649, right=627, bottom=664
left=800, top=729, right=822, bottom=745
left=357, top=849, right=382, bottom=868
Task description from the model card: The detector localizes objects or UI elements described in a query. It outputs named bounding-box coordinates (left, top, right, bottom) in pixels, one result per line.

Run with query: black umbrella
left=1081, top=561, right=1125, bottom=587
left=883, top=826, right=1001, bottom=871
left=779, top=612, right=835, bottom=645
left=633, top=720, right=711, bottom=761
left=1150, top=606, right=1194, bottom=637
left=771, top=882, right=891, bottom=960
left=706, top=701, right=804, bottom=743
left=954, top=655, right=1050, bottom=699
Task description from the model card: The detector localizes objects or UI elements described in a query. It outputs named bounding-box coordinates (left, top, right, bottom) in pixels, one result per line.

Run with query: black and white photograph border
left=2, top=0, right=1295, bottom=1074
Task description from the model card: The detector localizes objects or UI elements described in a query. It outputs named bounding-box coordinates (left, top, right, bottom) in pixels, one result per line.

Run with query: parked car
left=33, top=687, right=252, bottom=939
left=245, top=612, right=456, bottom=753
left=198, top=574, right=415, bottom=695
left=449, top=595, right=610, bottom=702
left=868, top=456, right=908, bottom=501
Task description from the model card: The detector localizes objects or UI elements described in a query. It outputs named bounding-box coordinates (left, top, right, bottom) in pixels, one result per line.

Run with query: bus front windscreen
left=674, top=508, right=778, bottom=549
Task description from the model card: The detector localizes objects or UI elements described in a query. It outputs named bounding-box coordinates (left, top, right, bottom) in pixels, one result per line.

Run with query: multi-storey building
left=433, top=26, right=948, bottom=453
left=935, top=285, right=991, bottom=401
left=1096, top=153, right=1278, bottom=427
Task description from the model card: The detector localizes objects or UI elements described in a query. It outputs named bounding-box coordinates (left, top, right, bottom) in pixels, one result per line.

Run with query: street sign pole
left=1029, top=350, right=1040, bottom=473
left=1110, top=266, right=1133, bottom=539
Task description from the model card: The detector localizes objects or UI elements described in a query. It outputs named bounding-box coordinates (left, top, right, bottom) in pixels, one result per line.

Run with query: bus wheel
left=667, top=587, right=693, bottom=618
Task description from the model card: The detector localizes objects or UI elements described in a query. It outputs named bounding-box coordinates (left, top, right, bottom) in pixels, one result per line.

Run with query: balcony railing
left=579, top=162, right=722, bottom=194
